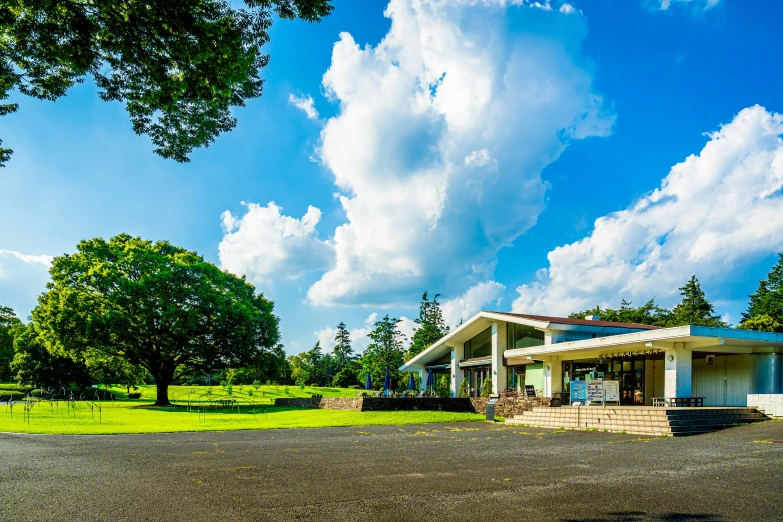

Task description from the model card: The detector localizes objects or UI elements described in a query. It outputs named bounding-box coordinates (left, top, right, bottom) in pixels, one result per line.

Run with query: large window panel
left=510, top=324, right=544, bottom=349
left=464, top=327, right=492, bottom=359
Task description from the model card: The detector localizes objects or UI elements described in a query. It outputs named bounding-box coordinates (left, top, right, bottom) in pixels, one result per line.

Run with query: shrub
left=128, top=392, right=142, bottom=399
left=480, top=376, right=492, bottom=398
left=457, top=378, right=471, bottom=398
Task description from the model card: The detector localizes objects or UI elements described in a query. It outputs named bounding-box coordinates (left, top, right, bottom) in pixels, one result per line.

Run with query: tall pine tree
left=742, top=253, right=783, bottom=326
left=669, top=275, right=725, bottom=327
left=361, top=315, right=406, bottom=390
left=407, top=292, right=449, bottom=359
left=333, top=322, right=354, bottom=367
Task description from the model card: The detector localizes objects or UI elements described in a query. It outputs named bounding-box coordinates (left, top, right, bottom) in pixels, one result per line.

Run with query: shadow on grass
left=561, top=512, right=723, bottom=522
left=135, top=405, right=317, bottom=415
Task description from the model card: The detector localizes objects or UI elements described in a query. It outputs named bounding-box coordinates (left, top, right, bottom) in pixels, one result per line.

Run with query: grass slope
left=1, top=384, right=483, bottom=435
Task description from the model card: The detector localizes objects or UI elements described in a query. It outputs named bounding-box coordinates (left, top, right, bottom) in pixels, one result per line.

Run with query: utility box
left=486, top=398, right=499, bottom=421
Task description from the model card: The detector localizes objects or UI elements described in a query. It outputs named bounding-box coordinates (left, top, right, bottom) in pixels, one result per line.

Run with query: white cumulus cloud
left=0, top=249, right=54, bottom=320
left=655, top=0, right=720, bottom=11
left=315, top=312, right=417, bottom=354
left=218, top=202, right=334, bottom=284
left=513, top=105, right=783, bottom=316
left=288, top=94, right=320, bottom=120
left=305, top=0, right=614, bottom=307
left=442, top=281, right=506, bottom=327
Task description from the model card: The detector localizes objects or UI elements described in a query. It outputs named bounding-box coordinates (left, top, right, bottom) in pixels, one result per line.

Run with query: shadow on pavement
left=561, top=512, right=722, bottom=522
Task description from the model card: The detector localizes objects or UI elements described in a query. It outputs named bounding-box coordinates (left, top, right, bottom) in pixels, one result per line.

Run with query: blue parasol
left=407, top=373, right=416, bottom=391
left=426, top=367, right=435, bottom=389
left=384, top=370, right=391, bottom=391
left=365, top=372, right=372, bottom=390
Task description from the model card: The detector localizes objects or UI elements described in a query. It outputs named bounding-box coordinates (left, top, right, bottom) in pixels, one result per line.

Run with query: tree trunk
left=155, top=379, right=171, bottom=406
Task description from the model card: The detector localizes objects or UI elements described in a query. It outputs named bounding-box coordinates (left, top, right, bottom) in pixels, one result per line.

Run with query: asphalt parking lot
left=2, top=420, right=783, bottom=521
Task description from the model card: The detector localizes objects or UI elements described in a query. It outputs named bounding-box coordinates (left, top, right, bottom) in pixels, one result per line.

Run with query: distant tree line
left=570, top=257, right=783, bottom=333
left=4, top=244, right=783, bottom=399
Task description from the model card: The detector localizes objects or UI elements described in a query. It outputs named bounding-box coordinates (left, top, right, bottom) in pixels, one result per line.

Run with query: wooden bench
left=652, top=397, right=704, bottom=407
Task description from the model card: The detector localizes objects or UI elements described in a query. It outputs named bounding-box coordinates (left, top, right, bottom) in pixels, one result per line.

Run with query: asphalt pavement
left=2, top=420, right=783, bottom=521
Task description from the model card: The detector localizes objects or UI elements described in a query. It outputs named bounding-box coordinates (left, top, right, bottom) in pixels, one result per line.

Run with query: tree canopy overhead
left=0, top=0, right=333, bottom=166
left=33, top=234, right=280, bottom=405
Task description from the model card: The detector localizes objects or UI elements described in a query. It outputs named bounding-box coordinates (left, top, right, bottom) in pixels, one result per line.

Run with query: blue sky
left=2, top=0, right=783, bottom=354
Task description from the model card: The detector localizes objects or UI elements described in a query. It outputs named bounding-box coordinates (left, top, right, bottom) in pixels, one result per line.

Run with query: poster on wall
left=570, top=381, right=587, bottom=403
left=602, top=380, right=620, bottom=402
left=587, top=379, right=604, bottom=402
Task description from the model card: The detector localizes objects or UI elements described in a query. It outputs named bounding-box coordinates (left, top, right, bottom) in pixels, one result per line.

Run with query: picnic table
left=652, top=397, right=704, bottom=407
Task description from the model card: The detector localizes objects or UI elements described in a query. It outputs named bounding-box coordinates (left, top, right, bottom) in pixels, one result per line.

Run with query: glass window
left=509, top=324, right=545, bottom=349
left=465, top=327, right=492, bottom=359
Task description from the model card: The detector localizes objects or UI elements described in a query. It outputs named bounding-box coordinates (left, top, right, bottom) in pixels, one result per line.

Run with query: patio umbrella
left=365, top=372, right=372, bottom=391
left=384, top=370, right=391, bottom=392
left=407, top=373, right=416, bottom=391
left=426, top=368, right=435, bottom=393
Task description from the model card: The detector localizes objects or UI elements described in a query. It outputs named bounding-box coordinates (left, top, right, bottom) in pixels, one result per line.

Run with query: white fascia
left=503, top=325, right=783, bottom=359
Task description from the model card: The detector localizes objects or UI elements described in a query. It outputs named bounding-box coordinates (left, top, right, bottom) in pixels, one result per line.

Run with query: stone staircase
left=504, top=406, right=767, bottom=436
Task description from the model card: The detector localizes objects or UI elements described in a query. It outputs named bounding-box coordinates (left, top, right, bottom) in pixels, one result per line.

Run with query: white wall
left=748, top=394, right=783, bottom=417
left=692, top=355, right=754, bottom=406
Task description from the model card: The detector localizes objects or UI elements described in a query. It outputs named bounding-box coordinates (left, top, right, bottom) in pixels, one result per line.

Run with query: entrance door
left=618, top=359, right=645, bottom=405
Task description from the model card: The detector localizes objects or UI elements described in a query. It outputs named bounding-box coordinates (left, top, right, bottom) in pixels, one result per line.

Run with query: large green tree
left=742, top=253, right=783, bottom=325
left=361, top=315, right=406, bottom=390
left=33, top=234, right=280, bottom=405
left=407, top=292, right=449, bottom=359
left=11, top=322, right=92, bottom=389
left=0, top=0, right=333, bottom=166
left=0, top=305, right=21, bottom=381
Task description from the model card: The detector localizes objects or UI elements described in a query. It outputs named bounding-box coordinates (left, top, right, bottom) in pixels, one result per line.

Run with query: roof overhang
left=400, top=311, right=582, bottom=371
left=503, top=325, right=783, bottom=360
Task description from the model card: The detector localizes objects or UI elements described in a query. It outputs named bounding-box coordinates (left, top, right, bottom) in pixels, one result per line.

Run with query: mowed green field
left=0, top=384, right=484, bottom=435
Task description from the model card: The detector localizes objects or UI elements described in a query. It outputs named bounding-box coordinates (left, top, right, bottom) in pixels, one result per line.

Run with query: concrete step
left=505, top=406, right=766, bottom=436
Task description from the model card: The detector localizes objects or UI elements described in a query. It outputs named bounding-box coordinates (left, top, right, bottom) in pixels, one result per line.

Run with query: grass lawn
left=1, top=384, right=484, bottom=435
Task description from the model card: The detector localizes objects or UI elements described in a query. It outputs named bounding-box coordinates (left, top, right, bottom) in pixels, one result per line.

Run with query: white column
left=418, top=367, right=427, bottom=392
left=491, top=322, right=508, bottom=396
left=451, top=344, right=464, bottom=397
left=664, top=343, right=692, bottom=398
left=551, top=357, right=563, bottom=395
left=543, top=359, right=553, bottom=397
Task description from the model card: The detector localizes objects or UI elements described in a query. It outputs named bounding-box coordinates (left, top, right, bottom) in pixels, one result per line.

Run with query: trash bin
left=486, top=398, right=498, bottom=421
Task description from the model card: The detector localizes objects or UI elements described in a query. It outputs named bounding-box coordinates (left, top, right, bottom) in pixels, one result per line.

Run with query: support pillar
left=451, top=344, right=464, bottom=397
left=550, top=357, right=563, bottom=395
left=542, top=357, right=563, bottom=398
left=664, top=343, right=692, bottom=398
left=491, top=322, right=507, bottom=396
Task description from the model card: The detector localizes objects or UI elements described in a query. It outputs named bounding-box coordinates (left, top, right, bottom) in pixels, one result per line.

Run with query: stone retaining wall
left=470, top=396, right=551, bottom=417
left=274, top=396, right=550, bottom=416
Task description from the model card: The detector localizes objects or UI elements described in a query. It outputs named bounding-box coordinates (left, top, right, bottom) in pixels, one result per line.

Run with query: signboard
left=524, top=385, right=536, bottom=398
left=570, top=381, right=587, bottom=403
left=587, top=379, right=604, bottom=402
left=487, top=398, right=499, bottom=406
left=602, top=380, right=620, bottom=402
left=706, top=354, right=715, bottom=364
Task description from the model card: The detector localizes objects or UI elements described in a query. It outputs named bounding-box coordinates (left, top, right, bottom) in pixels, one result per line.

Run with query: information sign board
left=602, top=380, right=620, bottom=402
left=570, top=381, right=587, bottom=403
left=587, top=379, right=604, bottom=402
left=524, top=385, right=536, bottom=398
